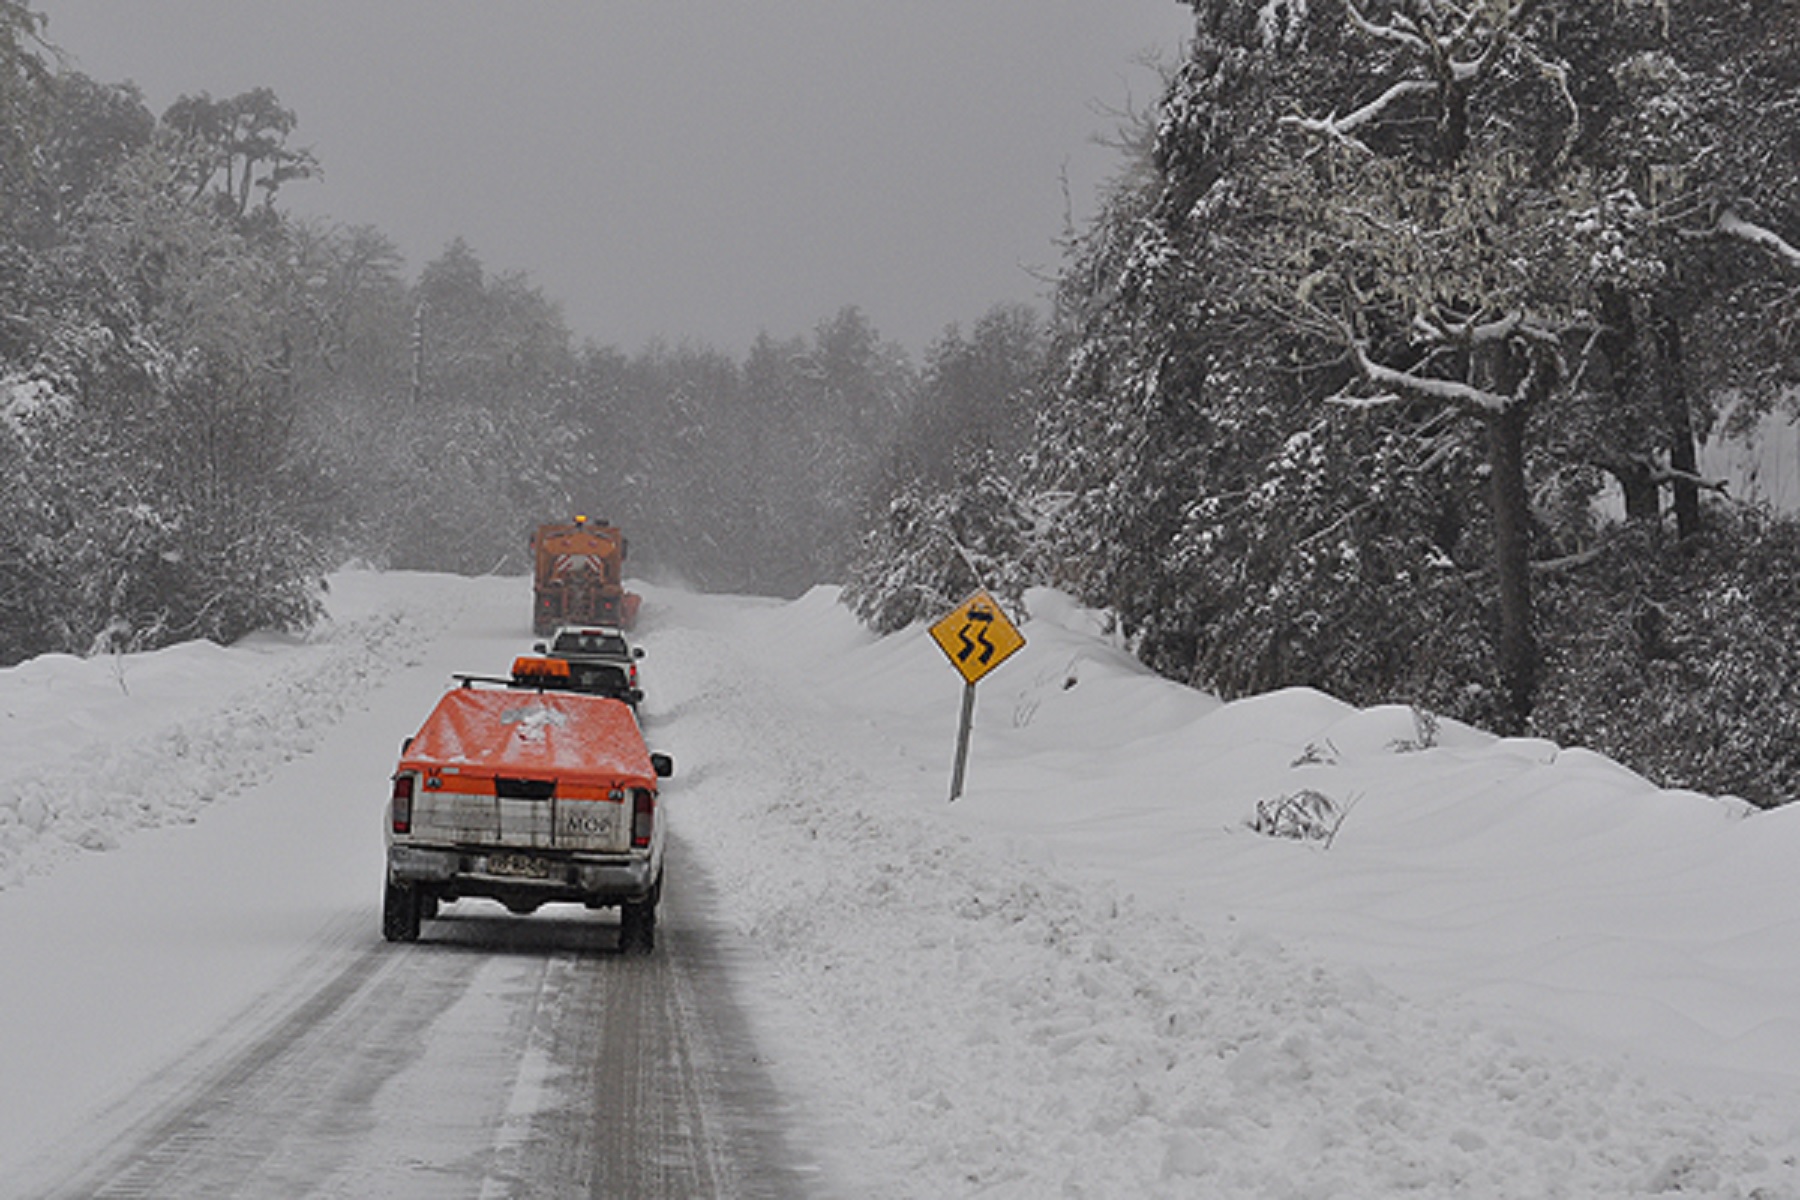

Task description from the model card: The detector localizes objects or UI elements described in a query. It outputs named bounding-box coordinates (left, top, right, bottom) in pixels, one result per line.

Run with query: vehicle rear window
left=553, top=633, right=627, bottom=656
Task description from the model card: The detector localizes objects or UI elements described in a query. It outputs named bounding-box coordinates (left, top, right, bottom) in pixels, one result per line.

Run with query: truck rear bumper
left=388, top=844, right=659, bottom=905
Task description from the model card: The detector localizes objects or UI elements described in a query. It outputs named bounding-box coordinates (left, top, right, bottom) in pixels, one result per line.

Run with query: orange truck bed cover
left=398, top=686, right=656, bottom=793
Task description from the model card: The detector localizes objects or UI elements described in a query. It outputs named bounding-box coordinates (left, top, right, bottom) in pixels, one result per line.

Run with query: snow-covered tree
left=159, top=87, right=317, bottom=231
left=1035, top=0, right=1800, bottom=795
left=1245, top=0, right=1644, bottom=729
left=330, top=238, right=582, bottom=574
left=887, top=302, right=1045, bottom=491
left=845, top=305, right=1049, bottom=630
left=1, top=59, right=332, bottom=661
left=845, top=451, right=1039, bottom=634
left=0, top=0, right=52, bottom=224
left=50, top=137, right=326, bottom=645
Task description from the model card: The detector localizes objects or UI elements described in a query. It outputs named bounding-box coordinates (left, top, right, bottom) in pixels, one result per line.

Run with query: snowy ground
left=3, top=570, right=1798, bottom=1197
left=1701, top=405, right=1800, bottom=515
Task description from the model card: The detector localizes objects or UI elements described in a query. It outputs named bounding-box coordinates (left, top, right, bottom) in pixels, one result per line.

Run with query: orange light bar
left=511, top=655, right=571, bottom=679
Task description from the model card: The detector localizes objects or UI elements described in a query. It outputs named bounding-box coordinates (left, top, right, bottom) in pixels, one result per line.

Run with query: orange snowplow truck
left=530, top=516, right=642, bottom=634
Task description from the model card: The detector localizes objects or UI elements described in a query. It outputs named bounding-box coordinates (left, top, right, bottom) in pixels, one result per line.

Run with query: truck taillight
left=391, top=774, right=414, bottom=835
left=632, top=790, right=655, bottom=849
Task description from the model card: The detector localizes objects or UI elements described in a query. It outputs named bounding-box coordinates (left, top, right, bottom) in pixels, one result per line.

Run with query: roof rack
left=451, top=655, right=573, bottom=692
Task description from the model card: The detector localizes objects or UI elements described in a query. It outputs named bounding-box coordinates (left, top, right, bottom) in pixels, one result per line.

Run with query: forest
left=4, top=0, right=1799, bottom=807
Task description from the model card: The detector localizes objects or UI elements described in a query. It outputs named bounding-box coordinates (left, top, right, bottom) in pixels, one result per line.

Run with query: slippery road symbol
left=956, top=608, right=997, bottom=665
left=929, top=590, right=1024, bottom=685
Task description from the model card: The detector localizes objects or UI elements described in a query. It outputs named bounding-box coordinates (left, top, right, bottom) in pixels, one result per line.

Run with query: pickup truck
left=536, top=624, right=645, bottom=705
left=383, top=665, right=674, bottom=951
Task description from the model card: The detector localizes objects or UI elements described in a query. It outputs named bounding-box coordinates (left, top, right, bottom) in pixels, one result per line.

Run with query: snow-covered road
left=0, top=575, right=811, bottom=1199
left=11, top=860, right=809, bottom=1199
left=4, top=570, right=1800, bottom=1197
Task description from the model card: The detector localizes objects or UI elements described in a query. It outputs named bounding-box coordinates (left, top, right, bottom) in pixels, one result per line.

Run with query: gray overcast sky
left=35, top=2, right=1192, bottom=356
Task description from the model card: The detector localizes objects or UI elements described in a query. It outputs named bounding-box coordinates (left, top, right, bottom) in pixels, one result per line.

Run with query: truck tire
left=382, top=880, right=421, bottom=943
left=619, top=897, right=656, bottom=954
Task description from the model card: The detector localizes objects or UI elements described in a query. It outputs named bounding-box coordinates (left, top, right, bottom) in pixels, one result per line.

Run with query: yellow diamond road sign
left=930, top=589, right=1025, bottom=685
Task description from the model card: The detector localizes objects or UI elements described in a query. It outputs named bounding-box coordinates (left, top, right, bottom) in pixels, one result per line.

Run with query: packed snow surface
left=2, top=570, right=1797, bottom=1196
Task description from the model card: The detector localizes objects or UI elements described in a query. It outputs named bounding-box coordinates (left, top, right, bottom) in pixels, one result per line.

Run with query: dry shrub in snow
left=1247, top=788, right=1353, bottom=845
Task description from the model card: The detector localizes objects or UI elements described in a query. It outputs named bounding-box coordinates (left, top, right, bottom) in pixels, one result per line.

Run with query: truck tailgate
left=410, top=773, right=633, bottom=853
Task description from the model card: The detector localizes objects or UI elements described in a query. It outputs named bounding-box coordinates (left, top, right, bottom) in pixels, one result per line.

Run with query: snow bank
left=641, top=581, right=1800, bottom=1198
left=0, top=572, right=462, bottom=889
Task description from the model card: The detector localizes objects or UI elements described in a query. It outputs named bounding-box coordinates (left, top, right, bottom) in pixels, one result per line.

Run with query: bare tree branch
left=1716, top=210, right=1800, bottom=271
left=1350, top=341, right=1515, bottom=412
left=1646, top=463, right=1730, bottom=493
left=1281, top=80, right=1437, bottom=145
left=1345, top=0, right=1431, bottom=56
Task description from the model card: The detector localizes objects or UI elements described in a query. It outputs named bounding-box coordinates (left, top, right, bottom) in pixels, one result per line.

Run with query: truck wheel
left=619, top=897, right=656, bottom=954
left=382, top=880, right=421, bottom=943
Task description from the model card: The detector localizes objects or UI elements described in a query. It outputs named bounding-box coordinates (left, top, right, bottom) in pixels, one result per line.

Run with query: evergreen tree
left=845, top=303, right=1049, bottom=628
left=845, top=450, right=1038, bottom=634
left=0, top=0, right=52, bottom=228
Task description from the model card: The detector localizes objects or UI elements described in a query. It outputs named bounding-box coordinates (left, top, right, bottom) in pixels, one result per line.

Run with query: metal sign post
left=948, top=681, right=977, bottom=801
left=928, top=589, right=1025, bottom=802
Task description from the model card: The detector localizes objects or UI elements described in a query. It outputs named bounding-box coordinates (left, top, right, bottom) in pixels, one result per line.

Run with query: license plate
left=485, top=853, right=551, bottom=879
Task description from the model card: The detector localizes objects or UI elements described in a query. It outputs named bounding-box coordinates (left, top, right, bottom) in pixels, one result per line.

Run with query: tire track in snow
left=15, top=860, right=816, bottom=1199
